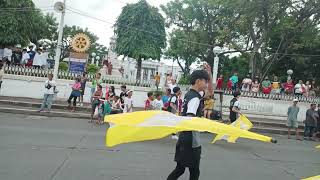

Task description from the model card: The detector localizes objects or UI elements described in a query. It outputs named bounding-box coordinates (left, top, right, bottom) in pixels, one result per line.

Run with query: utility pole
left=53, top=0, right=66, bottom=80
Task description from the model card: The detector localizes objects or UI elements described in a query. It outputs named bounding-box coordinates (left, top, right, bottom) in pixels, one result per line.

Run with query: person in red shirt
left=144, top=92, right=154, bottom=110
left=216, top=75, right=223, bottom=90
left=283, top=79, right=294, bottom=94
left=227, top=79, right=233, bottom=91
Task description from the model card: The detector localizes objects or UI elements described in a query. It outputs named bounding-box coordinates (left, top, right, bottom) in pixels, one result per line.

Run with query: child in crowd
left=111, top=96, right=121, bottom=114
left=145, top=92, right=154, bottom=110
left=90, top=85, right=103, bottom=124
left=98, top=98, right=112, bottom=124
left=153, top=93, right=164, bottom=111
left=67, top=77, right=82, bottom=112
left=204, top=94, right=214, bottom=119
left=123, top=90, right=133, bottom=113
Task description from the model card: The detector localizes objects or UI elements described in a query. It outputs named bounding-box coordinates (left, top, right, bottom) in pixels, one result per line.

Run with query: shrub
left=59, top=62, right=68, bottom=72
left=87, top=64, right=99, bottom=74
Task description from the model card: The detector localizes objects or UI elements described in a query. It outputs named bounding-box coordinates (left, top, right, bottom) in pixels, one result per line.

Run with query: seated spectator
left=262, top=77, right=272, bottom=94
left=294, top=80, right=305, bottom=97
left=283, top=79, right=294, bottom=94
left=162, top=88, right=171, bottom=111
left=227, top=79, right=233, bottom=91
left=251, top=79, right=260, bottom=93
left=271, top=76, right=281, bottom=94
left=241, top=74, right=252, bottom=92
left=145, top=92, right=154, bottom=110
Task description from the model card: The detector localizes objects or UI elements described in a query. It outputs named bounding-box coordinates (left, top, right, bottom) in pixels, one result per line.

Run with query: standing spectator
left=168, top=87, right=181, bottom=115
left=169, top=79, right=178, bottom=93
left=229, top=91, right=241, bottom=123
left=283, top=79, right=294, bottom=94
left=3, top=46, right=12, bottom=65
left=119, top=85, right=127, bottom=109
left=261, top=77, right=272, bottom=94
left=230, top=73, right=239, bottom=91
left=39, top=74, right=56, bottom=113
left=216, top=75, right=223, bottom=90
left=91, top=72, right=102, bottom=96
left=41, top=47, right=49, bottom=69
left=90, top=84, right=103, bottom=124
left=294, top=80, right=305, bottom=97
left=204, top=94, right=214, bottom=120
left=251, top=78, right=260, bottom=93
left=315, top=104, right=320, bottom=141
left=178, top=91, right=183, bottom=115
left=168, top=86, right=181, bottom=140
left=304, top=81, right=311, bottom=97
left=0, top=63, right=4, bottom=90
left=162, top=88, right=171, bottom=111
left=123, top=90, right=133, bottom=113
left=67, top=77, right=82, bottom=112
left=166, top=73, right=173, bottom=87
left=227, top=79, right=233, bottom=91
left=108, top=86, right=116, bottom=99
left=154, top=72, right=161, bottom=90
left=21, top=49, right=30, bottom=66
left=145, top=92, right=154, bottom=110
left=32, top=48, right=43, bottom=69
left=304, top=103, right=319, bottom=141
left=153, top=93, right=164, bottom=111
left=79, top=72, right=88, bottom=107
left=309, top=80, right=316, bottom=97
left=0, top=45, right=4, bottom=60
left=271, top=76, right=281, bottom=95
left=241, top=74, right=252, bottom=92
left=287, top=99, right=300, bottom=140
left=27, top=45, right=36, bottom=67
left=12, top=46, right=22, bottom=65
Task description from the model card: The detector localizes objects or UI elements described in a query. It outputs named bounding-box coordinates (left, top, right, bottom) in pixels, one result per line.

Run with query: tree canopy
left=114, top=0, right=166, bottom=82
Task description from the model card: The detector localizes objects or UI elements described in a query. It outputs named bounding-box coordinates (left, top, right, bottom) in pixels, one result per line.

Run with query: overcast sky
left=33, top=0, right=171, bottom=47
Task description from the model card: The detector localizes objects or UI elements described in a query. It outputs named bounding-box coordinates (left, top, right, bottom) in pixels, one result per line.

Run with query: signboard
left=69, top=52, right=88, bottom=73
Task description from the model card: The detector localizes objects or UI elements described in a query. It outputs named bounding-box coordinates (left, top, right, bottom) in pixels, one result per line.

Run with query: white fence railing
left=4, top=66, right=153, bottom=87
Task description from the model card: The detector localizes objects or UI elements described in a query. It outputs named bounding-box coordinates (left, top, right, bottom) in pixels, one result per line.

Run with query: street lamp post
left=212, top=46, right=222, bottom=85
left=287, top=69, right=293, bottom=80
left=91, top=52, right=96, bottom=64
left=53, top=0, right=66, bottom=80
left=95, top=56, right=100, bottom=66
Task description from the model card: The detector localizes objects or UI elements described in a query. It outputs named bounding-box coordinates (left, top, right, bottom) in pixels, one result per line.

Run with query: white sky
left=33, top=0, right=171, bottom=47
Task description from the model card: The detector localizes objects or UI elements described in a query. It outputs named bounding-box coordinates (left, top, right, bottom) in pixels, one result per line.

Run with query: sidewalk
left=0, top=96, right=304, bottom=136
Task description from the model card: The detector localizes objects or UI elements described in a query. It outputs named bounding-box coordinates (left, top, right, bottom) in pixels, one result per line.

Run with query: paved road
left=0, top=112, right=319, bottom=180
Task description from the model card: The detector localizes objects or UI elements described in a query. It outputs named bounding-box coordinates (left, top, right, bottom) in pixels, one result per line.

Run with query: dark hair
left=48, top=73, right=53, bottom=77
left=166, top=88, right=171, bottom=94
left=190, top=70, right=209, bottom=85
left=97, top=73, right=101, bottom=76
left=83, top=72, right=87, bottom=76
left=121, top=85, right=126, bottom=89
left=233, top=91, right=241, bottom=97
left=97, top=84, right=102, bottom=89
left=173, top=87, right=181, bottom=93
left=147, top=92, right=153, bottom=97
left=114, top=96, right=120, bottom=100
left=110, top=86, right=115, bottom=92
left=22, top=49, right=27, bottom=52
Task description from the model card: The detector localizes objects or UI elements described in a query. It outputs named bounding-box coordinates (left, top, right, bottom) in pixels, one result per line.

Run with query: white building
left=105, top=35, right=182, bottom=85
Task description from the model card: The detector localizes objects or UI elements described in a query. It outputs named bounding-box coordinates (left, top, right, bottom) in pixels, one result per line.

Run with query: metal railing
left=4, top=66, right=153, bottom=87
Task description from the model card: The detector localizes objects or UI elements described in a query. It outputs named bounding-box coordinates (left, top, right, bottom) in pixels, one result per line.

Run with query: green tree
left=114, top=0, right=166, bottom=83
left=0, top=0, right=52, bottom=46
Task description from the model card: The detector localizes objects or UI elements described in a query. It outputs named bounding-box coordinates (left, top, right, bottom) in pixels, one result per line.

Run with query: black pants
left=0, top=81, right=2, bottom=89
left=167, top=162, right=200, bottom=180
left=67, top=95, right=78, bottom=107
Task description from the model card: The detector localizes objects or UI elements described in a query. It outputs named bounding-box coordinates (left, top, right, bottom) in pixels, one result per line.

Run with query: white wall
left=1, top=75, right=151, bottom=108
left=1, top=75, right=313, bottom=122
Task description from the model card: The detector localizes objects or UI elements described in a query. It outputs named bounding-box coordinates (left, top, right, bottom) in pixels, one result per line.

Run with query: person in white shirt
left=123, top=90, right=133, bottom=113
left=41, top=47, right=49, bottom=68
left=241, top=74, right=252, bottom=92
left=153, top=93, right=164, bottom=110
left=21, top=49, right=30, bottom=66
left=169, top=79, right=177, bottom=93
left=32, top=48, right=43, bottom=68
left=294, top=80, right=304, bottom=97
left=39, top=74, right=56, bottom=112
left=3, top=47, right=12, bottom=65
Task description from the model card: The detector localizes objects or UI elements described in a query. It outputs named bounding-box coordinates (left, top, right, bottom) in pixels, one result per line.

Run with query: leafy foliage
left=115, top=0, right=166, bottom=81
left=58, top=62, right=68, bottom=72
left=86, top=64, right=99, bottom=74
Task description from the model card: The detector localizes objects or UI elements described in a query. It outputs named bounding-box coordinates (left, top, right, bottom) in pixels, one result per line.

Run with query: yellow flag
left=104, top=111, right=274, bottom=147
left=316, top=145, right=320, bottom=149
left=212, top=114, right=253, bottom=143
left=301, top=175, right=320, bottom=180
